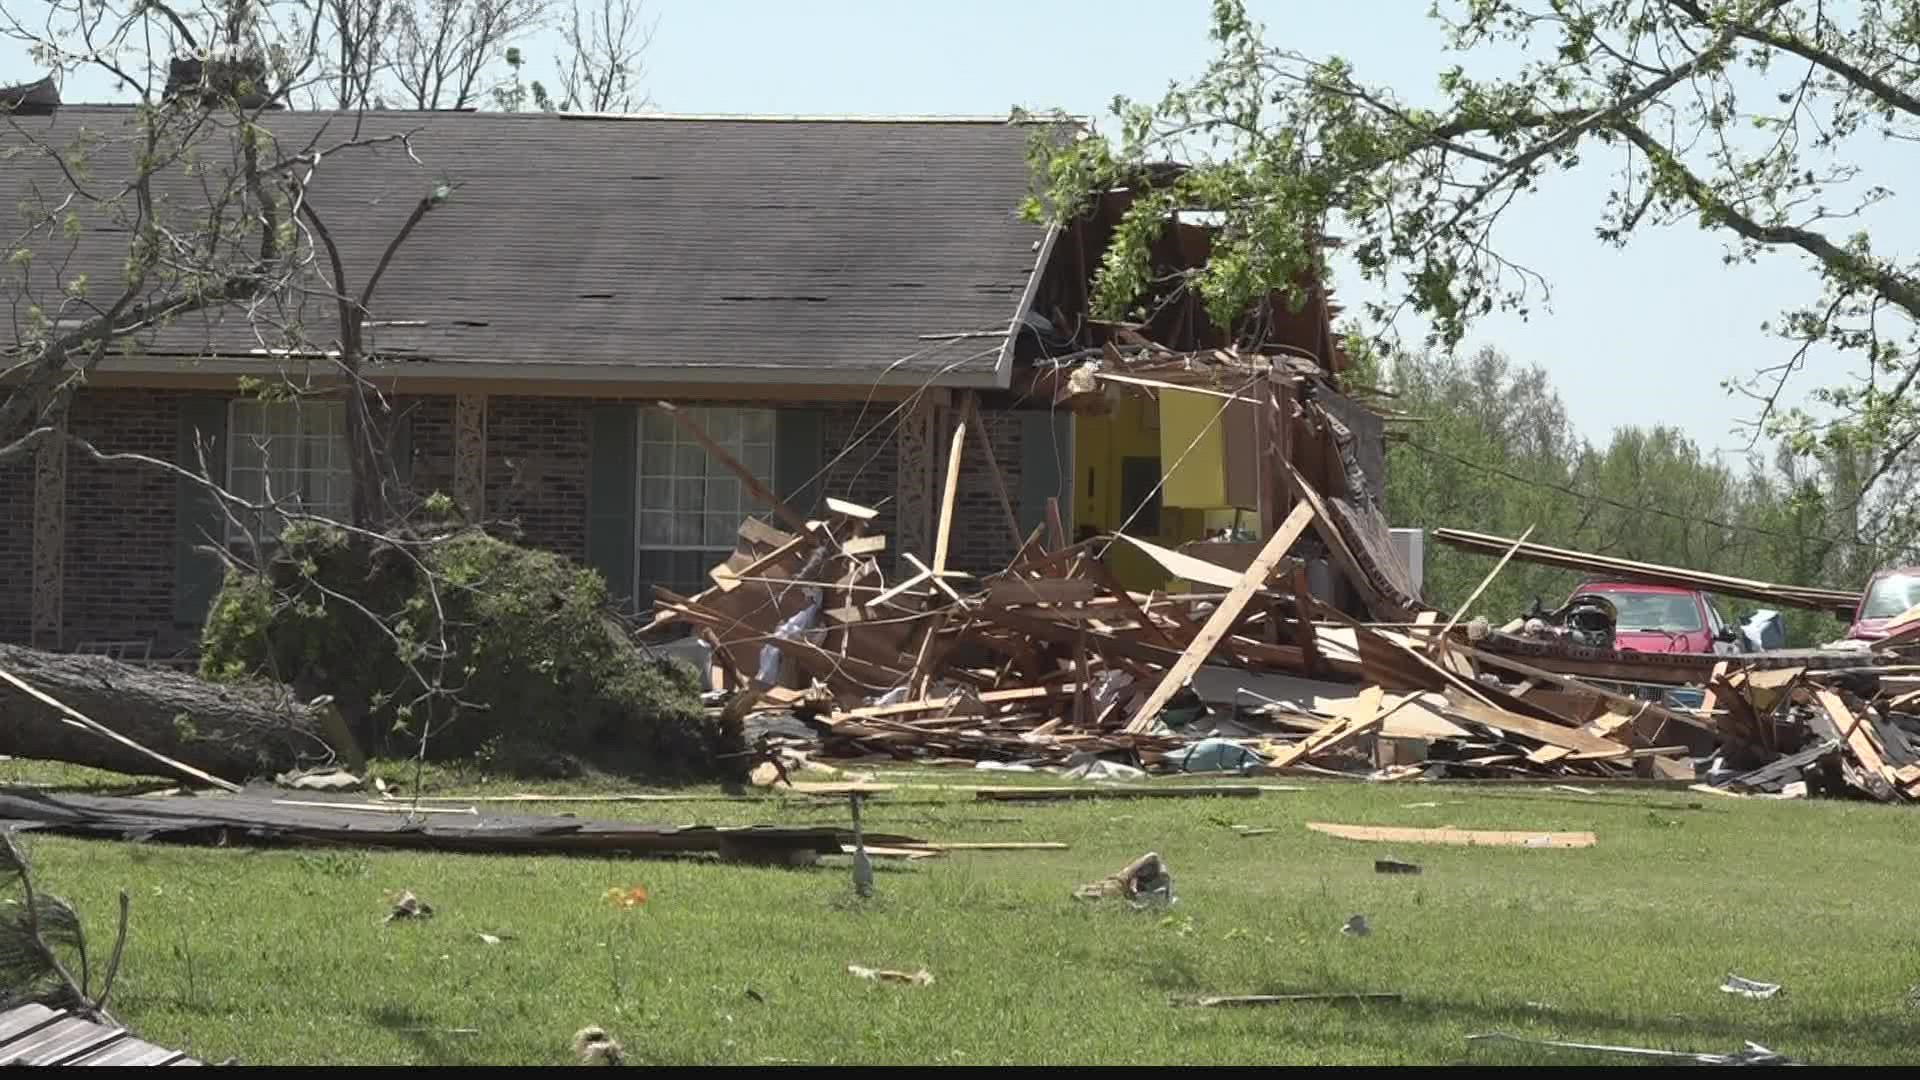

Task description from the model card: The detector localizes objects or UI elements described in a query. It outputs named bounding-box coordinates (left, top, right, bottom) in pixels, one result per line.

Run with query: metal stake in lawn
left=849, top=792, right=874, bottom=899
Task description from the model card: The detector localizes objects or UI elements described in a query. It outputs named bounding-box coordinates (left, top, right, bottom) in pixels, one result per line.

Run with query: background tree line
left=1363, top=346, right=1920, bottom=645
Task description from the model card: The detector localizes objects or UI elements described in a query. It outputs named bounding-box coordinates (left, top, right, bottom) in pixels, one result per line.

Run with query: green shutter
left=1019, top=410, right=1073, bottom=535
left=390, top=408, right=414, bottom=490
left=774, top=408, right=825, bottom=517
left=173, top=396, right=229, bottom=625
left=588, top=405, right=637, bottom=610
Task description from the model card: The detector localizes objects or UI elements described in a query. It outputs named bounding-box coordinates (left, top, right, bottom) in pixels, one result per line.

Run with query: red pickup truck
left=1571, top=580, right=1732, bottom=654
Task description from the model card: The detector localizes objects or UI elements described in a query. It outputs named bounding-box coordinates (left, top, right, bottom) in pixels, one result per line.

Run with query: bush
left=201, top=525, right=735, bottom=779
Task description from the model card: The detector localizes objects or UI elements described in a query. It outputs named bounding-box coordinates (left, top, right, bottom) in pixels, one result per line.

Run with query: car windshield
left=1861, top=573, right=1920, bottom=619
left=1592, top=591, right=1703, bottom=633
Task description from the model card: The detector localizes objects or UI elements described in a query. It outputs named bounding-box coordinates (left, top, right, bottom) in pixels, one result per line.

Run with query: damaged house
left=0, top=99, right=1394, bottom=659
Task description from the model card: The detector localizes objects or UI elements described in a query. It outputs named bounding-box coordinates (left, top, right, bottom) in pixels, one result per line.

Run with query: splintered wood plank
left=867, top=568, right=935, bottom=610
left=1188, top=992, right=1403, bottom=1008
left=1465, top=646, right=1716, bottom=736
left=736, top=515, right=798, bottom=549
left=974, top=785, right=1263, bottom=802
left=1266, top=685, right=1388, bottom=770
left=825, top=497, right=879, bottom=521
left=1088, top=558, right=1181, bottom=648
left=842, top=534, right=888, bottom=556
left=1109, top=533, right=1247, bottom=590
left=1123, top=501, right=1317, bottom=733
left=1289, top=564, right=1322, bottom=671
left=709, top=534, right=810, bottom=592
left=1432, top=524, right=1534, bottom=649
left=1440, top=691, right=1626, bottom=754
left=1816, top=687, right=1898, bottom=786
left=1307, top=822, right=1597, bottom=849
left=932, top=416, right=969, bottom=574
left=1045, top=496, right=1067, bottom=551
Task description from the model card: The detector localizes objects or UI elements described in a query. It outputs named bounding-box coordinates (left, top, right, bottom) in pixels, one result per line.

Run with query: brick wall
left=398, top=394, right=455, bottom=500
left=944, top=405, right=1024, bottom=574
left=820, top=403, right=901, bottom=538
left=484, top=396, right=591, bottom=561
left=62, top=389, right=180, bottom=650
left=1, top=387, right=1002, bottom=650
left=0, top=459, right=29, bottom=644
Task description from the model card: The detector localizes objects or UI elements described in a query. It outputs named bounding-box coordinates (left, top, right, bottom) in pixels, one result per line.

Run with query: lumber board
left=825, top=497, right=879, bottom=521
left=1123, top=501, right=1317, bottom=733
left=841, top=534, right=888, bottom=556
left=1816, top=687, right=1897, bottom=786
left=1306, top=822, right=1596, bottom=849
left=709, top=534, right=809, bottom=592
left=971, top=785, right=1264, bottom=802
left=932, top=416, right=969, bottom=574
left=1266, top=685, right=1387, bottom=770
left=1464, top=646, right=1715, bottom=736
left=1439, top=690, right=1627, bottom=753
left=1109, top=533, right=1248, bottom=590
left=1187, top=992, right=1403, bottom=1008
left=1432, top=527, right=1858, bottom=615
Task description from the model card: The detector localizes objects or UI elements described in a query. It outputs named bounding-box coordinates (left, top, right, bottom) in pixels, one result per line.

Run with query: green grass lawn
left=5, top=758, right=1919, bottom=1065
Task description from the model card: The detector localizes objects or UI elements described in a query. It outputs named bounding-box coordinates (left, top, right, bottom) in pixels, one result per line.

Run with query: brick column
left=454, top=392, right=487, bottom=519
left=894, top=395, right=942, bottom=566
left=30, top=415, right=66, bottom=649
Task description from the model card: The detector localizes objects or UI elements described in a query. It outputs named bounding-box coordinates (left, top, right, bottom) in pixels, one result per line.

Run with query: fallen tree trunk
left=0, top=644, right=330, bottom=783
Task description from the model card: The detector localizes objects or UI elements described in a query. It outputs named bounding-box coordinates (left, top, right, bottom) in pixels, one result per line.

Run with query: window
left=1591, top=589, right=1704, bottom=633
left=1862, top=573, right=1920, bottom=618
left=226, top=399, right=352, bottom=538
left=635, top=406, right=776, bottom=595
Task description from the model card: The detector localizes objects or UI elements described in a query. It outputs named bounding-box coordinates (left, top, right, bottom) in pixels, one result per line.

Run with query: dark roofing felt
left=0, top=106, right=1049, bottom=383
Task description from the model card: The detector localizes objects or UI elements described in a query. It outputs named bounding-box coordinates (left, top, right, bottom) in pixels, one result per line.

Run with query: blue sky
left=5, top=0, right=1884, bottom=455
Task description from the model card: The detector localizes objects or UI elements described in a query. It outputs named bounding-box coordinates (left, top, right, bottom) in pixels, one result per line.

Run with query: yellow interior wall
left=1159, top=390, right=1227, bottom=508
left=1074, top=391, right=1218, bottom=592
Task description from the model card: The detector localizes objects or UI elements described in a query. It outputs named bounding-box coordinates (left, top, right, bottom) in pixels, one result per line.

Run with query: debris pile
left=640, top=353, right=1918, bottom=804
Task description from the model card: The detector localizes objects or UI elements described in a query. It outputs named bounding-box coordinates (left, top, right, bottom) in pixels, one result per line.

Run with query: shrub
left=201, top=525, right=734, bottom=779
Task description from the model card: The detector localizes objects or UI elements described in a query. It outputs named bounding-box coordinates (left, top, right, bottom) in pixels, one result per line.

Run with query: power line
left=1398, top=437, right=1889, bottom=553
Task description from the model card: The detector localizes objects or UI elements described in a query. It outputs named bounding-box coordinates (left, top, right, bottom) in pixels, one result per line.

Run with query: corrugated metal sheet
left=0, top=108, right=1049, bottom=382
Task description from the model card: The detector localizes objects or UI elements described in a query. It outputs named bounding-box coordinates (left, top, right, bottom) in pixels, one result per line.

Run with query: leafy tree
left=1026, top=0, right=1920, bottom=518
left=1380, top=347, right=1906, bottom=643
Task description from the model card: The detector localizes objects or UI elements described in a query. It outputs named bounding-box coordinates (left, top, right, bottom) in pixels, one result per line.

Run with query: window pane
left=707, top=408, right=741, bottom=442
left=641, top=408, right=673, bottom=442
left=639, top=477, right=670, bottom=510
left=673, top=478, right=704, bottom=512
left=636, top=549, right=674, bottom=589
left=742, top=444, right=773, bottom=482
left=742, top=409, right=774, bottom=442
left=671, top=513, right=702, bottom=546
left=705, top=477, right=739, bottom=512
left=704, top=513, right=735, bottom=546
left=674, top=445, right=705, bottom=477
left=640, top=442, right=671, bottom=475
left=638, top=510, right=672, bottom=545
left=674, top=551, right=709, bottom=593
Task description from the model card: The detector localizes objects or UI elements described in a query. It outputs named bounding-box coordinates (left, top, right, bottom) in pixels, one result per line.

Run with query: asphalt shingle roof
left=1, top=106, right=1050, bottom=385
